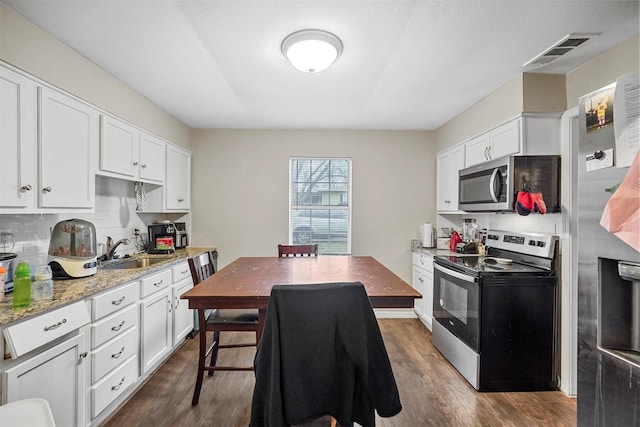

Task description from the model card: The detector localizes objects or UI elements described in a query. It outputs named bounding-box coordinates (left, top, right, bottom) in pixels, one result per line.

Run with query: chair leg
left=192, top=312, right=207, bottom=406
left=208, top=330, right=220, bottom=377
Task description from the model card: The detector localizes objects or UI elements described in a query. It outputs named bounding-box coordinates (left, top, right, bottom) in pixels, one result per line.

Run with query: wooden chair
left=188, top=251, right=259, bottom=406
left=278, top=244, right=318, bottom=257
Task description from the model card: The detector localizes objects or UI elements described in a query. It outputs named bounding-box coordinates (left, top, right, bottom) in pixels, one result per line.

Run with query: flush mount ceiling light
left=281, top=29, right=343, bottom=73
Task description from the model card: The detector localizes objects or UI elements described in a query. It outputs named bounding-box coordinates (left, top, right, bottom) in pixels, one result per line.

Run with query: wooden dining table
left=181, top=255, right=422, bottom=342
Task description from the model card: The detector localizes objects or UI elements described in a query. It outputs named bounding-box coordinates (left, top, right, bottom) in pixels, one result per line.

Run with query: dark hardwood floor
left=102, top=319, right=576, bottom=426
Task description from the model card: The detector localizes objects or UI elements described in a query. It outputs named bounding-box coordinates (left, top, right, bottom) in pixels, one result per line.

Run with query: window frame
left=288, top=157, right=352, bottom=255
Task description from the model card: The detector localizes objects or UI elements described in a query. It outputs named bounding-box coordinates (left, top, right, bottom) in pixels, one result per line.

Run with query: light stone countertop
left=0, top=247, right=215, bottom=328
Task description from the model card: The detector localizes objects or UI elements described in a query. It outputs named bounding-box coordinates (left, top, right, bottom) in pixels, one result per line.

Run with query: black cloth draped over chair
left=250, top=282, right=402, bottom=427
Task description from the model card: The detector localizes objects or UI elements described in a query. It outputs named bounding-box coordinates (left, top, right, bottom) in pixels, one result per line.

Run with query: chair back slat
left=278, top=244, right=318, bottom=257
left=189, top=251, right=216, bottom=285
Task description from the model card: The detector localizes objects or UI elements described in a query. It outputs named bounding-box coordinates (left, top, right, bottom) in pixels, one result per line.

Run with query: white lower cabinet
left=171, top=262, right=194, bottom=345
left=88, top=281, right=139, bottom=421
left=2, top=332, right=88, bottom=427
left=91, top=355, right=138, bottom=418
left=412, top=253, right=434, bottom=331
left=140, top=269, right=173, bottom=374
left=1, top=260, right=198, bottom=426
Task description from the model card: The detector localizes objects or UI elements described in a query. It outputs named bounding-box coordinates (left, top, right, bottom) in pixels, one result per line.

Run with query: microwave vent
left=523, top=33, right=598, bottom=68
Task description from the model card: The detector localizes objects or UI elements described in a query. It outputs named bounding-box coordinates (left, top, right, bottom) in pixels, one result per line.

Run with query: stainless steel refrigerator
left=577, top=82, right=640, bottom=425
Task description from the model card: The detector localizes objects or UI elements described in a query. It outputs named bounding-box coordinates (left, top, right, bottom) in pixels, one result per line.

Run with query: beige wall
left=566, top=35, right=639, bottom=108
left=190, top=129, right=435, bottom=281
left=433, top=75, right=523, bottom=151
left=433, top=72, right=573, bottom=152
left=0, top=4, right=191, bottom=148
left=522, top=73, right=567, bottom=113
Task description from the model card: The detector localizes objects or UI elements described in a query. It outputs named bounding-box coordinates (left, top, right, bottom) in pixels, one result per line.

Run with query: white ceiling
left=3, top=0, right=638, bottom=130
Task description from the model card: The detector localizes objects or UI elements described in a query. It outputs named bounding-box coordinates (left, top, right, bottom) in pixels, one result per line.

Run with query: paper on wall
left=600, top=150, right=640, bottom=251
left=614, top=71, right=640, bottom=168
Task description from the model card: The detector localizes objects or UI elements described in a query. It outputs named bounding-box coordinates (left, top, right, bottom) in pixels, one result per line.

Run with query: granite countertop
left=410, top=239, right=455, bottom=257
left=0, top=247, right=215, bottom=328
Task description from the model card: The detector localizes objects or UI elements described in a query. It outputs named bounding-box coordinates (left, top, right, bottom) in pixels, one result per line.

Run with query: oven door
left=433, top=262, right=480, bottom=351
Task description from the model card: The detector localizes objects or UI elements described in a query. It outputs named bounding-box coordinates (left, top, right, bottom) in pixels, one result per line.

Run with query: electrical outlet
left=133, top=228, right=140, bottom=236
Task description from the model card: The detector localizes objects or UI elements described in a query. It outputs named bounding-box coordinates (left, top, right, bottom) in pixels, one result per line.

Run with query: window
left=289, top=158, right=351, bottom=254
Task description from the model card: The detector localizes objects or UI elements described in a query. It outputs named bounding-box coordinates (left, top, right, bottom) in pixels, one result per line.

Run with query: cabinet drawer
left=172, top=261, right=191, bottom=283
left=91, top=281, right=138, bottom=321
left=91, top=327, right=138, bottom=383
left=91, top=304, right=138, bottom=349
left=3, top=301, right=90, bottom=359
left=91, top=355, right=138, bottom=418
left=140, top=269, right=171, bottom=298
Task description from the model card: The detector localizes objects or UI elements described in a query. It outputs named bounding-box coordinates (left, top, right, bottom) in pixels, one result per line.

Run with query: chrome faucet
left=105, top=237, right=131, bottom=260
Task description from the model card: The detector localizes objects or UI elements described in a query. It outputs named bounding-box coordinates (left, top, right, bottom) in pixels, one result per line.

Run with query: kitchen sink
left=100, top=256, right=171, bottom=270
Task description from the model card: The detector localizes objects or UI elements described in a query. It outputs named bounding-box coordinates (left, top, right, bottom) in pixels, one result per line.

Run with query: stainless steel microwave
left=458, top=155, right=561, bottom=212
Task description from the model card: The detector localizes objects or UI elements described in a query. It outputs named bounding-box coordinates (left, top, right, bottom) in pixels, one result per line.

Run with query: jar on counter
left=33, top=265, right=54, bottom=301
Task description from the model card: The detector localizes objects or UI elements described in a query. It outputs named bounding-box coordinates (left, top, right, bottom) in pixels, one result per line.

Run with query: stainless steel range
left=432, top=229, right=559, bottom=391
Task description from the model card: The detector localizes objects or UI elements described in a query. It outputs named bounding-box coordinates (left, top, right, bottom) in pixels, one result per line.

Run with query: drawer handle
left=111, top=320, right=126, bottom=332
left=111, top=347, right=125, bottom=359
left=168, top=299, right=173, bottom=313
left=141, top=164, right=147, bottom=169
left=44, top=318, right=67, bottom=331
left=112, top=296, right=126, bottom=306
left=177, top=198, right=184, bottom=202
left=418, top=277, right=424, bottom=283
left=182, top=269, right=188, bottom=275
left=154, top=280, right=163, bottom=287
left=111, top=377, right=126, bottom=391
left=173, top=296, right=180, bottom=310
left=78, top=352, right=88, bottom=364
left=21, top=185, right=32, bottom=192
left=42, top=186, right=52, bottom=193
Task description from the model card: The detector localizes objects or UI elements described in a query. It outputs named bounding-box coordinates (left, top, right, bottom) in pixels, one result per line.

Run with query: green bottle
left=13, top=261, right=31, bottom=308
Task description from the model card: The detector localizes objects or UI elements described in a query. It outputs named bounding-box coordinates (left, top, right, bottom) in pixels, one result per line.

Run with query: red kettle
left=449, top=231, right=462, bottom=252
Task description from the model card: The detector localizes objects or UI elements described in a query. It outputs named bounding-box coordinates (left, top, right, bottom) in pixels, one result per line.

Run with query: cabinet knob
left=21, top=184, right=32, bottom=192
left=177, top=198, right=184, bottom=202
left=444, top=200, right=451, bottom=204
left=141, top=164, right=147, bottom=169
left=42, top=186, right=52, bottom=193
left=133, top=162, right=139, bottom=166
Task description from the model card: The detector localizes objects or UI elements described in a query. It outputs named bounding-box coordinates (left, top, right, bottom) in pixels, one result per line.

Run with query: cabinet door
left=0, top=67, right=37, bottom=208
left=165, top=144, right=191, bottom=210
left=3, top=333, right=87, bottom=427
left=436, top=145, right=465, bottom=211
left=172, top=278, right=194, bottom=345
left=464, top=133, right=490, bottom=167
left=139, top=132, right=165, bottom=182
left=100, top=115, right=139, bottom=178
left=140, top=290, right=172, bottom=374
left=38, top=87, right=98, bottom=208
left=489, top=118, right=521, bottom=160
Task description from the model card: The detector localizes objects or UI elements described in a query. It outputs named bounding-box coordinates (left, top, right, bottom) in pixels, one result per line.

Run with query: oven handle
left=434, top=263, right=478, bottom=283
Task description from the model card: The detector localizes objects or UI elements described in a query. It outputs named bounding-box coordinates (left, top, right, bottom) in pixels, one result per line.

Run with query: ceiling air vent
left=523, top=33, right=598, bottom=67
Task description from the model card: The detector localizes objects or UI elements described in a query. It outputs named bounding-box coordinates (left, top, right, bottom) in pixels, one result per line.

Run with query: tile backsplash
left=0, top=176, right=189, bottom=271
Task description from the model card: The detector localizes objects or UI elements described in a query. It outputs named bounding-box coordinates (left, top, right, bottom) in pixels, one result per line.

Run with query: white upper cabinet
left=464, top=115, right=561, bottom=167
left=0, top=67, right=37, bottom=209
left=165, top=144, right=191, bottom=211
left=100, top=115, right=138, bottom=178
left=100, top=115, right=165, bottom=184
left=38, top=87, right=98, bottom=209
left=436, top=144, right=465, bottom=212
left=465, top=118, right=521, bottom=167
left=138, top=132, right=165, bottom=182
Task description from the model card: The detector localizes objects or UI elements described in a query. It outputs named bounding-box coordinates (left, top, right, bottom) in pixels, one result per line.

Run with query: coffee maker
left=147, top=223, right=175, bottom=254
